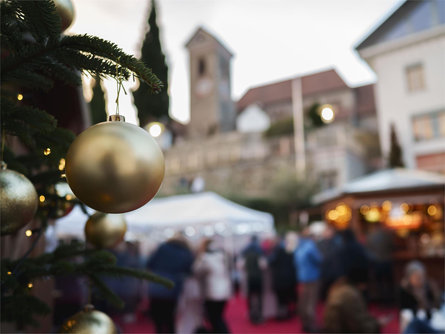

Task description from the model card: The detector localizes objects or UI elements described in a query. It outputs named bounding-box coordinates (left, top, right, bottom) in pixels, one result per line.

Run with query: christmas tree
left=132, top=0, right=170, bottom=127
left=1, top=0, right=171, bottom=329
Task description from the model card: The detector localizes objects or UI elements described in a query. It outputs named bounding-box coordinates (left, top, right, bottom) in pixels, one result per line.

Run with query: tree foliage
left=132, top=0, right=169, bottom=127
left=0, top=0, right=171, bottom=328
left=89, top=76, right=107, bottom=124
left=388, top=123, right=404, bottom=168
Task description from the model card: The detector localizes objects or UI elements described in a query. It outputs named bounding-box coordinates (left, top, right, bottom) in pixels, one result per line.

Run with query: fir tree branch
left=88, top=274, right=124, bottom=309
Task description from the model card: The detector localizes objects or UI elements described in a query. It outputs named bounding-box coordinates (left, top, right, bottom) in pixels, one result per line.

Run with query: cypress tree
left=388, top=123, right=404, bottom=168
left=89, top=76, right=107, bottom=124
left=132, top=0, right=169, bottom=127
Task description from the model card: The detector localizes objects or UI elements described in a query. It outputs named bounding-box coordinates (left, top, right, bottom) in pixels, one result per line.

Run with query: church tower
left=185, top=27, right=235, bottom=138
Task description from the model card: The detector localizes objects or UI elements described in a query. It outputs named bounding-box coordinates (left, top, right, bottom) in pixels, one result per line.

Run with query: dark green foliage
left=89, top=77, right=107, bottom=124
left=264, top=117, right=294, bottom=138
left=388, top=123, right=404, bottom=168
left=132, top=0, right=169, bottom=127
left=306, top=102, right=324, bottom=129
left=1, top=0, right=170, bottom=328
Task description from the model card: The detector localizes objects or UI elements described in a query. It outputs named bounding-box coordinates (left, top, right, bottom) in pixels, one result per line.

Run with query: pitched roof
left=236, top=69, right=349, bottom=112
left=355, top=0, right=445, bottom=51
left=313, top=168, right=445, bottom=204
left=185, top=26, right=233, bottom=57
left=354, top=84, right=376, bottom=116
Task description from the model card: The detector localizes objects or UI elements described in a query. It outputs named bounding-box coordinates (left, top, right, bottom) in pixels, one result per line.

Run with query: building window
left=405, top=63, right=425, bottom=92
left=198, top=57, right=206, bottom=77
left=319, top=170, right=338, bottom=190
left=412, top=110, right=445, bottom=141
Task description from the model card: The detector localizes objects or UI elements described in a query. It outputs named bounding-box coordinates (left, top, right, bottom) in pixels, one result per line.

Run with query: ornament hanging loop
left=113, top=57, right=127, bottom=117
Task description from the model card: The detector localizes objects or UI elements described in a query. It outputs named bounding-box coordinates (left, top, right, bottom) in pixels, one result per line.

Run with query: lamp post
left=292, top=77, right=305, bottom=177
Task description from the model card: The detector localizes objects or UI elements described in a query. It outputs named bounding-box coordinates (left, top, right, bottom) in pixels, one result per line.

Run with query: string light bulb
left=43, top=148, right=51, bottom=156
left=25, top=229, right=33, bottom=237
left=17, top=93, right=23, bottom=101
left=59, top=158, right=66, bottom=171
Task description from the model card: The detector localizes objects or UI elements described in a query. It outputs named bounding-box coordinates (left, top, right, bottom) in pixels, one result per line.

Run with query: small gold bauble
left=54, top=0, right=75, bottom=32
left=84, top=212, right=127, bottom=249
left=0, top=166, right=38, bottom=235
left=65, top=119, right=165, bottom=213
left=59, top=304, right=117, bottom=334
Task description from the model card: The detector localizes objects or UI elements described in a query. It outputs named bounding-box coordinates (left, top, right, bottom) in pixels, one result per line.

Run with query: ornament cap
left=83, top=304, right=95, bottom=312
left=108, top=114, right=126, bottom=122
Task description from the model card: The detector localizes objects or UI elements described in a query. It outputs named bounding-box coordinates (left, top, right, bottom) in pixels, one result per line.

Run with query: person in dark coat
left=241, top=235, right=266, bottom=324
left=338, top=229, right=369, bottom=300
left=317, top=224, right=343, bottom=301
left=269, top=233, right=297, bottom=320
left=146, top=234, right=194, bottom=333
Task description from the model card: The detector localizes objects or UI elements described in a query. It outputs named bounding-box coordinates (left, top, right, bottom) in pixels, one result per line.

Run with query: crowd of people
left=53, top=224, right=444, bottom=334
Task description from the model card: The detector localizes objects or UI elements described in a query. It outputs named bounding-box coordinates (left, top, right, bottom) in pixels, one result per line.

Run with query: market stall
left=313, top=168, right=445, bottom=289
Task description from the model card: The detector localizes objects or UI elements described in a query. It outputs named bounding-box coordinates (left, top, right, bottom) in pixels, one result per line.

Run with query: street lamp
left=147, top=122, right=164, bottom=138
left=320, top=104, right=335, bottom=123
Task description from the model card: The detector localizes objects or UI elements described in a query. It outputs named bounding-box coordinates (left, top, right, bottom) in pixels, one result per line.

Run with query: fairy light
left=39, top=195, right=46, bottom=203
left=65, top=194, right=73, bottom=201
left=58, top=158, right=66, bottom=171
left=17, top=94, right=23, bottom=101
left=427, top=205, right=437, bottom=216
left=25, top=229, right=33, bottom=237
left=43, top=148, right=51, bottom=156
left=28, top=283, right=33, bottom=289
left=7, top=271, right=12, bottom=275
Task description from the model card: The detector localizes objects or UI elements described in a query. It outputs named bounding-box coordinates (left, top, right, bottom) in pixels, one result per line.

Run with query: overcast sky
left=70, top=0, right=404, bottom=124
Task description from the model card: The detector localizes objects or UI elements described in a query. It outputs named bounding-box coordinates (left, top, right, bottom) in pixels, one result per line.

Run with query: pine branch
left=60, top=34, right=163, bottom=93
left=89, top=274, right=125, bottom=309
left=1, top=294, right=51, bottom=328
left=95, top=266, right=174, bottom=289
left=14, top=0, right=61, bottom=44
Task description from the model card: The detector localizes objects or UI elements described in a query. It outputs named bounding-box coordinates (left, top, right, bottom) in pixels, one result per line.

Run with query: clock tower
left=185, top=27, right=235, bottom=138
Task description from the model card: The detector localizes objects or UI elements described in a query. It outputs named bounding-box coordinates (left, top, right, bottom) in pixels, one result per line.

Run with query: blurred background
left=5, top=0, right=445, bottom=333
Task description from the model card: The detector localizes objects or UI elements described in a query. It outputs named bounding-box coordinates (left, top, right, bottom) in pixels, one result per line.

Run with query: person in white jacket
left=194, top=238, right=232, bottom=333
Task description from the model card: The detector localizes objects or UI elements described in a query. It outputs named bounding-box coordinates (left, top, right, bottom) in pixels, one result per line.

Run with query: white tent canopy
left=55, top=192, right=275, bottom=242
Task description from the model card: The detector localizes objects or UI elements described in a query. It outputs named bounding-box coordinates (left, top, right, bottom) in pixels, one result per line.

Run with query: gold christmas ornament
left=54, top=0, right=75, bottom=32
left=59, top=304, right=117, bottom=334
left=0, top=163, right=38, bottom=235
left=65, top=115, right=165, bottom=213
left=84, top=212, right=127, bottom=249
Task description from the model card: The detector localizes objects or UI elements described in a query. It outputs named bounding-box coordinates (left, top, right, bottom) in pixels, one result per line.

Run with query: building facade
left=160, top=28, right=381, bottom=198
left=356, top=0, right=445, bottom=174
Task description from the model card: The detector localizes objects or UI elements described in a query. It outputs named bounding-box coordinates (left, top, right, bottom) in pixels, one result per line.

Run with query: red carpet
left=117, top=295, right=399, bottom=333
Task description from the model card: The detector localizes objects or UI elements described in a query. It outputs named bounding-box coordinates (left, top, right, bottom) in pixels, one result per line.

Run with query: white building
left=356, top=0, right=445, bottom=174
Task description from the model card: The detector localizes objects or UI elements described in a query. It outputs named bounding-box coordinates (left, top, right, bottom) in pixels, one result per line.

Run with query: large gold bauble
left=54, top=0, right=75, bottom=32
left=84, top=212, right=127, bottom=249
left=59, top=304, right=117, bottom=334
left=65, top=119, right=165, bottom=213
left=0, top=167, right=38, bottom=235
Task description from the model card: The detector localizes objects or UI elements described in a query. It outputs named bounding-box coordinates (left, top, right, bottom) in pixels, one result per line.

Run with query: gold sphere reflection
left=59, top=305, right=117, bottom=334
left=0, top=168, right=38, bottom=235
left=84, top=212, right=127, bottom=249
left=65, top=121, right=165, bottom=213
